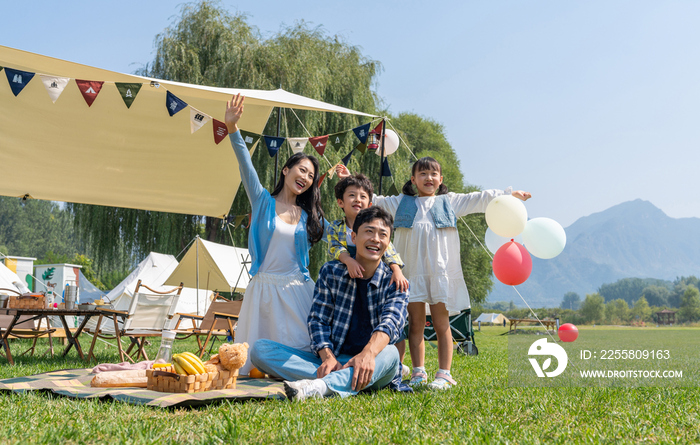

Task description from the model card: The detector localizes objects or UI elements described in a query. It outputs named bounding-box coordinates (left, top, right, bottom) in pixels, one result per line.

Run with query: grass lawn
left=1, top=327, right=699, bottom=444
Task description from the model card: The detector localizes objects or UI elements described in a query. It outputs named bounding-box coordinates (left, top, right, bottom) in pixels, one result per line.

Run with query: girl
left=368, top=157, right=530, bottom=389
left=225, top=94, right=325, bottom=375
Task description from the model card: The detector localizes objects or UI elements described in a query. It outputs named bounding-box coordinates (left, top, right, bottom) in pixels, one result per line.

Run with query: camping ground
left=1, top=326, right=698, bottom=444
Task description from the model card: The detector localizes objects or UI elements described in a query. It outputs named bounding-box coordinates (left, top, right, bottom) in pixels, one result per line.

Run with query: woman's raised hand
left=225, top=93, right=245, bottom=133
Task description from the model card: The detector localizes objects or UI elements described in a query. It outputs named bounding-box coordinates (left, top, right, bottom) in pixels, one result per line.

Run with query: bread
left=90, top=370, right=148, bottom=388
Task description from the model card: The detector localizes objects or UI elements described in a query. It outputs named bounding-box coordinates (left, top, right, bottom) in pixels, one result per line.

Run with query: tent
left=77, top=270, right=107, bottom=304
left=103, top=252, right=213, bottom=316
left=474, top=313, right=509, bottom=326
left=0, top=262, right=25, bottom=293
left=0, top=45, right=377, bottom=218
left=164, top=237, right=251, bottom=315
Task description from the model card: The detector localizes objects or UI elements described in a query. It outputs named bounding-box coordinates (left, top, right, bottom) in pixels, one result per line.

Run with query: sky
left=2, top=0, right=700, bottom=227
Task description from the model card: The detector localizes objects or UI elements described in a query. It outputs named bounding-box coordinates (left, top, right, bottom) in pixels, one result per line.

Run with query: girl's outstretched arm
left=511, top=190, right=532, bottom=201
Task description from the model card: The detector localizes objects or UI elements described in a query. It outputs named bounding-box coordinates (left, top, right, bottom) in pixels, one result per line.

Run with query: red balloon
left=558, top=323, right=579, bottom=342
left=492, top=241, right=532, bottom=285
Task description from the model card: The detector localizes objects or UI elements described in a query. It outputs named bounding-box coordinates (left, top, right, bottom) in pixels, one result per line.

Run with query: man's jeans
left=250, top=339, right=400, bottom=398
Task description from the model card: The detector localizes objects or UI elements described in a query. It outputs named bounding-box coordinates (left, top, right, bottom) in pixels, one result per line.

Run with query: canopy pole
left=196, top=235, right=200, bottom=317
left=274, top=106, right=282, bottom=186
left=378, top=119, right=386, bottom=195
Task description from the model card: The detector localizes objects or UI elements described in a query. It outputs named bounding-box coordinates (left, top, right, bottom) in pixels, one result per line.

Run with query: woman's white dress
left=374, top=191, right=505, bottom=312
left=235, top=215, right=315, bottom=375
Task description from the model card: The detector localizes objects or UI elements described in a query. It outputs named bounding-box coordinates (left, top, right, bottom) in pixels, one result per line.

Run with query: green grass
left=1, top=328, right=699, bottom=444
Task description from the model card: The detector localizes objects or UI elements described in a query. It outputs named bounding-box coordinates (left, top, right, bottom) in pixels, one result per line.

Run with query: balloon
left=485, top=228, right=523, bottom=255
left=485, top=195, right=528, bottom=238
left=375, top=129, right=400, bottom=156
left=558, top=323, right=578, bottom=342
left=492, top=240, right=532, bottom=286
left=521, top=217, right=566, bottom=259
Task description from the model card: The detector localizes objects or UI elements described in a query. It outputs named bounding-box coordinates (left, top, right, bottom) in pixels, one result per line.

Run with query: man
left=250, top=206, right=409, bottom=400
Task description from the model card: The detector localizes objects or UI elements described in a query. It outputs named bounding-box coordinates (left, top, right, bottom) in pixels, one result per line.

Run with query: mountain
left=486, top=199, right=700, bottom=307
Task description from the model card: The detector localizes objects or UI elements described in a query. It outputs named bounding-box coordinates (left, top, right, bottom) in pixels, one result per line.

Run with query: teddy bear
left=215, top=342, right=249, bottom=371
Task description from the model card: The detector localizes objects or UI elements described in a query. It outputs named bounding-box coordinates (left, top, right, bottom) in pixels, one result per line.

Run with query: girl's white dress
left=374, top=190, right=506, bottom=312
left=235, top=215, right=315, bottom=375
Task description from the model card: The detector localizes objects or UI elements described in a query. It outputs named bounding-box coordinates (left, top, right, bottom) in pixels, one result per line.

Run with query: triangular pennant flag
left=352, top=123, right=371, bottom=144
left=287, top=137, right=309, bottom=154
left=355, top=142, right=367, bottom=154
left=39, top=75, right=70, bottom=103
left=263, top=135, right=286, bottom=157
left=240, top=130, right=261, bottom=150
left=75, top=79, right=104, bottom=107
left=4, top=68, right=35, bottom=96
left=387, top=182, right=400, bottom=196
left=189, top=107, right=211, bottom=133
left=165, top=90, right=187, bottom=116
left=381, top=157, right=392, bottom=177
left=327, top=162, right=340, bottom=180
left=234, top=214, right=247, bottom=228
left=318, top=172, right=328, bottom=186
left=309, top=135, right=329, bottom=156
left=212, top=119, right=228, bottom=144
left=341, top=150, right=354, bottom=166
left=115, top=82, right=142, bottom=108
left=373, top=120, right=384, bottom=134
left=327, top=132, right=346, bottom=151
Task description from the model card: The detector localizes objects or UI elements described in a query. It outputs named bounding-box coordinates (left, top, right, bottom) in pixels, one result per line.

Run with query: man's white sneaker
left=283, top=379, right=326, bottom=401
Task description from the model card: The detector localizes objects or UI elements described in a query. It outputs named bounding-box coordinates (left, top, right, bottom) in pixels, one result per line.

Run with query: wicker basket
left=8, top=294, right=45, bottom=309
left=146, top=366, right=238, bottom=393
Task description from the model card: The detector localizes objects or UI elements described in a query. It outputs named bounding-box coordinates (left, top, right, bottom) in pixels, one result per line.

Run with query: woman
left=225, top=94, right=325, bottom=375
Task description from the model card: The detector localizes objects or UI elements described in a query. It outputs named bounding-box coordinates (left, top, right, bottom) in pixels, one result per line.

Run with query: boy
left=325, top=173, right=409, bottom=377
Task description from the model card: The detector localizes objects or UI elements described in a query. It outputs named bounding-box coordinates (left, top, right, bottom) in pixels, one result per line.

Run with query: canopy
left=474, top=313, right=509, bottom=325
left=164, top=237, right=251, bottom=294
left=0, top=45, right=376, bottom=218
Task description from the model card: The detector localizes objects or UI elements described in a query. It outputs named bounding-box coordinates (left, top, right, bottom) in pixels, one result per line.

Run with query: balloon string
left=458, top=215, right=555, bottom=338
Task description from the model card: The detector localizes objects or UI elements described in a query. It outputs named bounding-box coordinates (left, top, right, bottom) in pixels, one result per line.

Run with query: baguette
left=90, top=370, right=148, bottom=388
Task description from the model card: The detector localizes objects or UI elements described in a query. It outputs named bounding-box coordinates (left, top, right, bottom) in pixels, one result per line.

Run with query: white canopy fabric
left=164, top=237, right=251, bottom=294
left=474, top=313, right=509, bottom=325
left=0, top=45, right=376, bottom=218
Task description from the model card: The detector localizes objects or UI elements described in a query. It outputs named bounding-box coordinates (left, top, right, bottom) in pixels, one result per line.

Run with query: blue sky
left=2, top=0, right=699, bottom=227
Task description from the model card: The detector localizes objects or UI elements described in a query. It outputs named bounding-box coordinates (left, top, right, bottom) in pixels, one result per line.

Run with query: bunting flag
left=115, top=82, right=142, bottom=108
left=326, top=162, right=341, bottom=180
left=355, top=142, right=367, bottom=154
left=4, top=68, right=35, bottom=96
left=341, top=149, right=354, bottom=166
left=212, top=119, right=228, bottom=144
left=263, top=135, right=285, bottom=157
left=39, top=75, right=70, bottom=103
left=165, top=90, right=187, bottom=116
left=387, top=182, right=400, bottom=196
left=327, top=132, right=346, bottom=151
left=234, top=214, right=247, bottom=228
left=309, top=135, right=329, bottom=156
left=318, top=172, right=328, bottom=186
left=75, top=79, right=104, bottom=107
left=189, top=107, right=211, bottom=133
left=352, top=123, right=371, bottom=144
left=287, top=137, right=309, bottom=154
left=240, top=130, right=261, bottom=150
left=381, top=157, right=392, bottom=177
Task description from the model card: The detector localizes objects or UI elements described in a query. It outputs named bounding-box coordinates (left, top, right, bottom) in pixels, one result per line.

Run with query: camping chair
left=422, top=308, right=478, bottom=356
left=0, top=288, right=57, bottom=360
left=85, top=280, right=183, bottom=363
left=173, top=298, right=242, bottom=358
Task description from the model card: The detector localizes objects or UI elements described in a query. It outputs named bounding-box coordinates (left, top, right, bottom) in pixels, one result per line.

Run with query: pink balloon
left=492, top=240, right=532, bottom=285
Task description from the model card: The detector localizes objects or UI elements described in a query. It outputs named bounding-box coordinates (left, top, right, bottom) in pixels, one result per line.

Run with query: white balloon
left=375, top=129, right=400, bottom=156
left=485, top=195, right=528, bottom=238
left=485, top=228, right=523, bottom=255
left=522, top=217, right=567, bottom=259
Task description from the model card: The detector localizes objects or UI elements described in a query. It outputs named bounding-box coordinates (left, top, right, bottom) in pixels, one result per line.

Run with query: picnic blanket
left=0, top=368, right=286, bottom=408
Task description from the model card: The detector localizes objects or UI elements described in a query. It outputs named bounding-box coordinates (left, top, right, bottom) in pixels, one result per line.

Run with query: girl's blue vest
left=394, top=194, right=457, bottom=229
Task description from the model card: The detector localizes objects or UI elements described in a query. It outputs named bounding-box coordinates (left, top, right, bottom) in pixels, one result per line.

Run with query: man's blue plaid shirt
left=308, top=259, right=409, bottom=357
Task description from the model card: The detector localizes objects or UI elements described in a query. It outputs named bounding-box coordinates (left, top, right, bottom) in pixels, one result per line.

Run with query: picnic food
left=91, top=370, right=148, bottom=388
left=218, top=342, right=249, bottom=371
left=248, top=367, right=266, bottom=379
left=172, top=352, right=207, bottom=375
